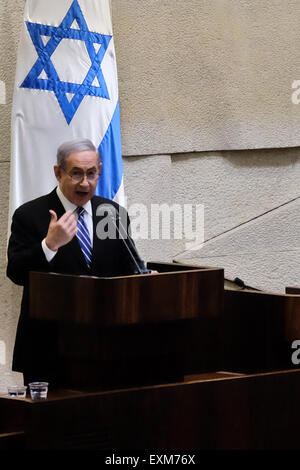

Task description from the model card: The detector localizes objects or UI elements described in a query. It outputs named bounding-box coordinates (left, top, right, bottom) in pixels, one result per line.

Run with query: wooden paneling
left=27, top=265, right=224, bottom=389
left=29, top=266, right=224, bottom=326
left=1, top=370, right=300, bottom=450
left=223, top=287, right=300, bottom=373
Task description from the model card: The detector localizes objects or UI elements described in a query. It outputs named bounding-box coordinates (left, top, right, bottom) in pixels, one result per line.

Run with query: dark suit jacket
left=7, top=189, right=139, bottom=378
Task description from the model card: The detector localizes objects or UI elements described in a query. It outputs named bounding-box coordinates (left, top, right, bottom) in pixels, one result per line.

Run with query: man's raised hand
left=45, top=210, right=77, bottom=251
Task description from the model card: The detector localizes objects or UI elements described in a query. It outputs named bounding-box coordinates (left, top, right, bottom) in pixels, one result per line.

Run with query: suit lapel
left=47, top=188, right=66, bottom=219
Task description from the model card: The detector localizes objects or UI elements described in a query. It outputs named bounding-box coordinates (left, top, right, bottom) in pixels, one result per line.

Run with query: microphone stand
left=112, top=213, right=151, bottom=275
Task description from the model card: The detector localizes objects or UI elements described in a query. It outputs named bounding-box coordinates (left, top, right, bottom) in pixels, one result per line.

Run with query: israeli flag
left=9, top=0, right=124, bottom=222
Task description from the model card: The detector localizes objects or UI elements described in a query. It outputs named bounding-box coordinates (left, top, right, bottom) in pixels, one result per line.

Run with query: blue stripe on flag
left=96, top=101, right=123, bottom=200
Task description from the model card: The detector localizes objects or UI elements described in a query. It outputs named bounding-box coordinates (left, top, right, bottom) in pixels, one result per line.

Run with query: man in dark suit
left=7, top=138, right=145, bottom=385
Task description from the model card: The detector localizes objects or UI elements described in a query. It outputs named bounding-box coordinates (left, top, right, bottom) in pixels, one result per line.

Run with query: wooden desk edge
left=1, top=368, right=300, bottom=403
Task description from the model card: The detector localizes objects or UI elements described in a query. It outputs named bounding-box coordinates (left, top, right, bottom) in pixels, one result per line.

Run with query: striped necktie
left=76, top=207, right=92, bottom=267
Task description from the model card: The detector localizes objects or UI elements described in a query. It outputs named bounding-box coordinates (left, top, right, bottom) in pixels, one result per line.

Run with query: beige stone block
left=112, top=0, right=300, bottom=155
left=0, top=0, right=24, bottom=163
left=171, top=147, right=300, bottom=254
left=0, top=275, right=23, bottom=393
left=0, top=162, right=23, bottom=392
left=175, top=199, right=300, bottom=293
left=123, top=155, right=174, bottom=263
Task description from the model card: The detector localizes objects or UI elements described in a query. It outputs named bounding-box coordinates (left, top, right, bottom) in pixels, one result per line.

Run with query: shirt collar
left=56, top=186, right=92, bottom=217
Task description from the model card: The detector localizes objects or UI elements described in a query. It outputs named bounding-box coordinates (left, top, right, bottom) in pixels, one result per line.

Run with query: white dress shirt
left=42, top=186, right=93, bottom=262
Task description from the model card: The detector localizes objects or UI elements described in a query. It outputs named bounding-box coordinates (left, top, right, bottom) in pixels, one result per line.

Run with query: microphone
left=97, top=204, right=151, bottom=275
left=233, top=277, right=246, bottom=288
left=228, top=277, right=261, bottom=291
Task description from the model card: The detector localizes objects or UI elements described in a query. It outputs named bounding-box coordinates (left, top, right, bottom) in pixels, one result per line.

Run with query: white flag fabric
left=9, top=0, right=124, bottom=223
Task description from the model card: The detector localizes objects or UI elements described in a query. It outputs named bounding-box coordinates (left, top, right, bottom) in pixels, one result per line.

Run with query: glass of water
left=7, top=386, right=27, bottom=398
left=29, top=382, right=49, bottom=400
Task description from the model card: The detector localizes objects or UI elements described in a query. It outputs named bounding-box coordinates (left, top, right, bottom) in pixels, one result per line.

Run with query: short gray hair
left=57, top=138, right=100, bottom=168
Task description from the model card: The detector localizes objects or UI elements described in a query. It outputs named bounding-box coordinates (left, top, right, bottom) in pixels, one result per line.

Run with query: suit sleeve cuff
left=41, top=238, right=57, bottom=262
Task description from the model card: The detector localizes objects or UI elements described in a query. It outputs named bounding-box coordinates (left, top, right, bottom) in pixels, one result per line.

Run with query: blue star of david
left=20, top=0, right=112, bottom=124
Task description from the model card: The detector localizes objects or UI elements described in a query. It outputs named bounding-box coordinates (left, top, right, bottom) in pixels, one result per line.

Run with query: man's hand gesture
left=45, top=210, right=77, bottom=251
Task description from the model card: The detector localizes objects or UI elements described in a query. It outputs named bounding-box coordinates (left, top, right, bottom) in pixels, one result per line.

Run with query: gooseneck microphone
left=117, top=216, right=151, bottom=274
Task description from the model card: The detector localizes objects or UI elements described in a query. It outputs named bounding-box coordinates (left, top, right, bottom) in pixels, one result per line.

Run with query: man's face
left=54, top=150, right=102, bottom=206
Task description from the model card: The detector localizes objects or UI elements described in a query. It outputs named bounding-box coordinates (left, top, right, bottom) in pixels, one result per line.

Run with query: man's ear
left=54, top=165, right=62, bottom=181
left=98, top=162, right=103, bottom=176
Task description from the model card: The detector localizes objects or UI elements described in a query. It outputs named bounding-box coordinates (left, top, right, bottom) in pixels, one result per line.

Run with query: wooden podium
left=28, top=262, right=224, bottom=389
left=3, top=263, right=300, bottom=449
